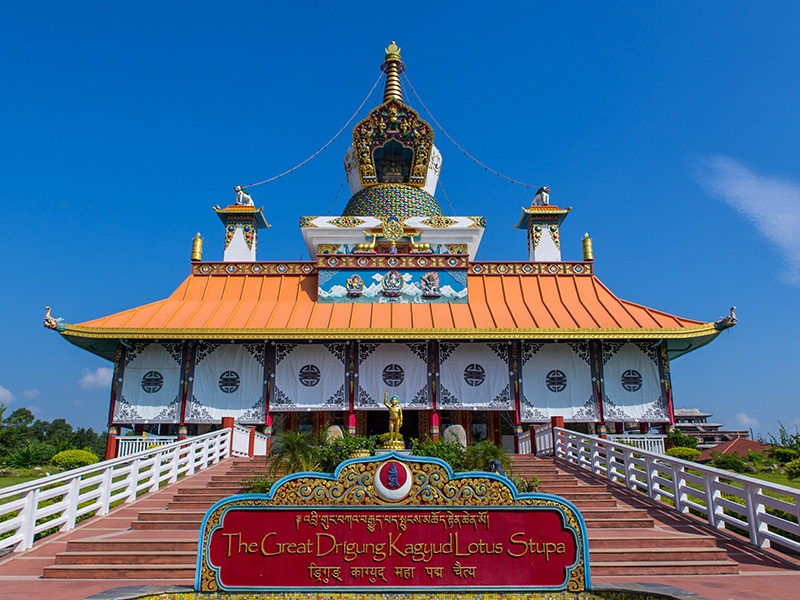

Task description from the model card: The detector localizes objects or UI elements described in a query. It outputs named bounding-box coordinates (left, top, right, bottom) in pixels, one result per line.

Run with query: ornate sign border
left=196, top=453, right=590, bottom=593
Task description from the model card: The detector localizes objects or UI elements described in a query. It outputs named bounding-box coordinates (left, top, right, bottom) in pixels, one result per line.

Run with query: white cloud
left=23, top=390, right=40, bottom=400
left=0, top=385, right=15, bottom=404
left=732, top=412, right=759, bottom=430
left=696, top=156, right=800, bottom=286
left=78, top=367, right=113, bottom=390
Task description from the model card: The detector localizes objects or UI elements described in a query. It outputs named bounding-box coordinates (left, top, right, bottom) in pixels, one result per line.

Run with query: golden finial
left=381, top=40, right=406, bottom=103
left=192, top=232, right=204, bottom=261
left=582, top=233, right=594, bottom=261
left=384, top=41, right=402, bottom=62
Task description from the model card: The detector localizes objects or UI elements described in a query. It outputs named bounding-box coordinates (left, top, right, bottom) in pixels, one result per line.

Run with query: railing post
left=248, top=426, right=256, bottom=458
left=169, top=445, right=180, bottom=483
left=551, top=417, right=564, bottom=459
left=221, top=417, right=235, bottom=461
left=671, top=462, right=686, bottom=514
left=529, top=425, right=537, bottom=455
left=97, top=467, right=113, bottom=516
left=18, top=488, right=40, bottom=551
left=187, top=439, right=197, bottom=476
left=126, top=458, right=140, bottom=503
left=744, top=483, right=769, bottom=548
left=703, top=472, right=722, bottom=529
left=63, top=477, right=80, bottom=531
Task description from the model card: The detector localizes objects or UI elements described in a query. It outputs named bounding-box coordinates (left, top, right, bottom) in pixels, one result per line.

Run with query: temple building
left=46, top=43, right=736, bottom=452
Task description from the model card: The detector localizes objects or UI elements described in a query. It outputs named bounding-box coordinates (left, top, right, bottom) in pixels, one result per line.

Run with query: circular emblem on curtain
left=218, top=371, right=240, bottom=393
left=298, top=364, right=321, bottom=387
left=546, top=369, right=567, bottom=392
left=463, top=363, right=485, bottom=387
left=382, top=364, right=404, bottom=387
left=374, top=460, right=412, bottom=502
left=141, top=371, right=164, bottom=393
left=621, top=369, right=642, bottom=392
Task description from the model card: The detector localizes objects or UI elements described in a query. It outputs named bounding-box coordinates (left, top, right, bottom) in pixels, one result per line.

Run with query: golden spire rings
left=381, top=41, right=406, bottom=102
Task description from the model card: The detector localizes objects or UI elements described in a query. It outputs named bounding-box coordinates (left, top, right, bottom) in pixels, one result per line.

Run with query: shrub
left=464, top=440, right=511, bottom=473
left=511, top=475, right=540, bottom=493
left=315, top=435, right=376, bottom=473
left=709, top=451, right=747, bottom=473
left=770, top=447, right=800, bottom=464
left=51, top=449, right=99, bottom=470
left=241, top=475, right=277, bottom=494
left=6, top=444, right=43, bottom=468
left=411, top=438, right=465, bottom=471
left=269, top=431, right=319, bottom=475
left=665, top=447, right=701, bottom=462
left=665, top=429, right=698, bottom=449
left=786, top=459, right=800, bottom=480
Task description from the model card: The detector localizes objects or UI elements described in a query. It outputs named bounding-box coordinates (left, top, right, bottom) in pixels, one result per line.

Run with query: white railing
left=534, top=424, right=554, bottom=457
left=253, top=430, right=269, bottom=456
left=232, top=425, right=251, bottom=457
left=0, top=429, right=232, bottom=554
left=118, top=435, right=177, bottom=457
left=517, top=430, right=531, bottom=454
left=554, top=427, right=800, bottom=553
left=607, top=434, right=666, bottom=455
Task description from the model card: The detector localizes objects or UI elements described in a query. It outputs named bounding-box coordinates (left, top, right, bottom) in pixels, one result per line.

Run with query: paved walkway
left=0, top=458, right=798, bottom=600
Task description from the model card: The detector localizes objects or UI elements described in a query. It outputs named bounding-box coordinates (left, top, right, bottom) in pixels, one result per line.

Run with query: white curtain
left=357, top=343, right=429, bottom=409
left=438, top=343, right=512, bottom=410
left=272, top=343, right=346, bottom=410
left=116, top=342, right=182, bottom=423
left=602, top=342, right=667, bottom=422
left=520, top=343, right=598, bottom=423
left=187, top=343, right=265, bottom=423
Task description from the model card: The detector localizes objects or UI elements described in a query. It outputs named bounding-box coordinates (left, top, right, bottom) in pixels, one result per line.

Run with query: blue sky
left=1, top=2, right=798, bottom=438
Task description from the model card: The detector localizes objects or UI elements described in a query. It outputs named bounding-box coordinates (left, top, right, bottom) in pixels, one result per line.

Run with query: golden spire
left=381, top=41, right=405, bottom=102
left=192, top=232, right=203, bottom=261
left=582, top=232, right=594, bottom=261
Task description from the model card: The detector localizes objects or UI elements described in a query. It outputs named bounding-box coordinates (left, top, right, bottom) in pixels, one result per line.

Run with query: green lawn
left=745, top=470, right=800, bottom=491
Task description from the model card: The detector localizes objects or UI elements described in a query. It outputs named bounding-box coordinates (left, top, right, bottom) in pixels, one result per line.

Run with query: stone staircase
left=42, top=455, right=741, bottom=579
left=511, top=455, right=738, bottom=576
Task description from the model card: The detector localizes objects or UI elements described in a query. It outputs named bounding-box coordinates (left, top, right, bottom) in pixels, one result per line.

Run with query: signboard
left=197, top=454, right=590, bottom=593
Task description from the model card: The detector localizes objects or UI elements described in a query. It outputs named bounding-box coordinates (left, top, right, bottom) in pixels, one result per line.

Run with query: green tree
left=269, top=431, right=319, bottom=475
left=6, top=407, right=35, bottom=428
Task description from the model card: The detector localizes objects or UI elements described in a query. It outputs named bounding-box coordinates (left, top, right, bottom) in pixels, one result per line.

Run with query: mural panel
left=116, top=342, right=182, bottom=423
left=438, top=342, right=512, bottom=410
left=272, top=343, right=346, bottom=411
left=520, top=343, right=598, bottom=423
left=602, top=342, right=667, bottom=422
left=357, top=343, right=429, bottom=409
left=187, top=343, right=265, bottom=424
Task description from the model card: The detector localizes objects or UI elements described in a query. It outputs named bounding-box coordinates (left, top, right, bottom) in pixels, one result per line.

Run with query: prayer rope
left=403, top=73, right=535, bottom=189
left=241, top=73, right=385, bottom=189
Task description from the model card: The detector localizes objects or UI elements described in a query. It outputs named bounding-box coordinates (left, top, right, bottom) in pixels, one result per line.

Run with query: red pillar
left=104, top=426, right=119, bottom=461
left=529, top=425, right=537, bottom=455
left=265, top=413, right=273, bottom=454
left=639, top=422, right=650, bottom=434
left=248, top=426, right=256, bottom=457
left=347, top=412, right=357, bottom=437
left=430, top=411, right=440, bottom=442
left=551, top=416, right=564, bottom=452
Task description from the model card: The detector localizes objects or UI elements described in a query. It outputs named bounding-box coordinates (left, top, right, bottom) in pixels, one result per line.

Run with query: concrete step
left=53, top=551, right=196, bottom=566
left=42, top=564, right=195, bottom=579
left=590, top=547, right=729, bottom=562
left=582, top=517, right=653, bottom=529
left=591, top=560, right=738, bottom=576
left=65, top=539, right=198, bottom=553
left=587, top=534, right=718, bottom=549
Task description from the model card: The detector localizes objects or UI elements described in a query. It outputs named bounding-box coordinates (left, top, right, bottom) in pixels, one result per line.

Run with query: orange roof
left=698, top=438, right=768, bottom=463
left=60, top=262, right=723, bottom=360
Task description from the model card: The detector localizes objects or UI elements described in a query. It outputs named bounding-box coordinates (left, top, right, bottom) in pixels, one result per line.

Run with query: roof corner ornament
left=532, top=186, right=550, bottom=206
left=43, top=306, right=65, bottom=332
left=715, top=306, right=738, bottom=330
left=381, top=41, right=406, bottom=103
left=234, top=186, right=253, bottom=206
